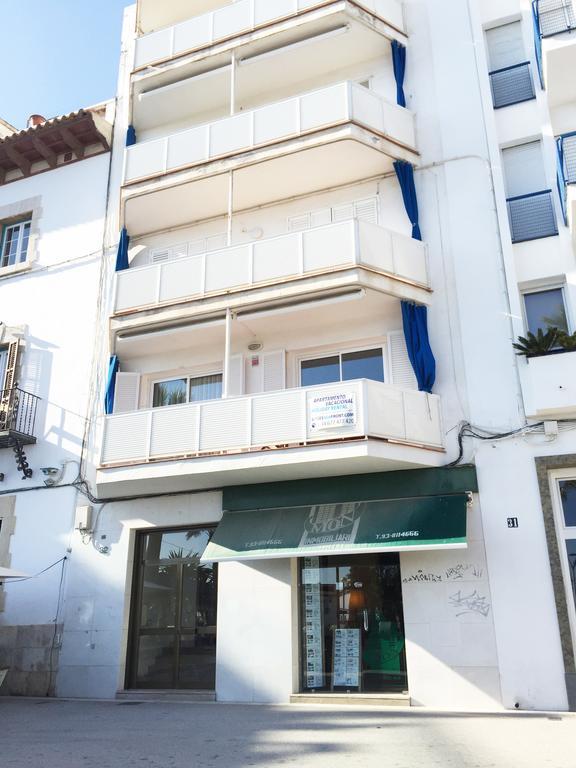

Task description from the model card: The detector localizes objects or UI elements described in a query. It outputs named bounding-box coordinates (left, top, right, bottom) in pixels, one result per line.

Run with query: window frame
left=521, top=285, right=571, bottom=336
left=298, top=344, right=386, bottom=388
left=0, top=217, right=32, bottom=269
left=550, top=470, right=576, bottom=666
left=150, top=369, right=223, bottom=408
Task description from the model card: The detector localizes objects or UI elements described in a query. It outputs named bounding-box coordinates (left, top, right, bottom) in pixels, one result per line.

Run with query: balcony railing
left=124, top=82, right=415, bottom=184
left=489, top=62, right=535, bottom=109
left=506, top=189, right=558, bottom=243
left=557, top=132, right=576, bottom=224
left=101, top=379, right=443, bottom=466
left=0, top=388, right=40, bottom=447
left=114, top=220, right=429, bottom=313
left=536, top=0, right=576, bottom=37
left=134, top=0, right=405, bottom=69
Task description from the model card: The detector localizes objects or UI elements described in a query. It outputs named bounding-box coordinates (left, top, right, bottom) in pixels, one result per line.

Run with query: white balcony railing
left=101, top=379, right=443, bottom=466
left=135, top=0, right=405, bottom=69
left=124, top=82, right=416, bottom=183
left=114, top=220, right=429, bottom=313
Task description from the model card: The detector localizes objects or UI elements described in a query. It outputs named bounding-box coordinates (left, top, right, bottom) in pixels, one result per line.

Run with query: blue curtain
left=126, top=125, right=137, bottom=146
left=532, top=1, right=544, bottom=89
left=401, top=302, right=436, bottom=393
left=115, top=227, right=130, bottom=272
left=394, top=160, right=422, bottom=240
left=105, top=356, right=119, bottom=415
left=391, top=41, right=407, bottom=108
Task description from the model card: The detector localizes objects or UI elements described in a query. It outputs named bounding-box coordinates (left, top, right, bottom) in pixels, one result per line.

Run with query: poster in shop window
left=332, top=628, right=361, bottom=689
left=303, top=557, right=324, bottom=689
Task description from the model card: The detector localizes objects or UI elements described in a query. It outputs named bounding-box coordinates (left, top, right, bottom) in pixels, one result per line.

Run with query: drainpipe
left=223, top=307, right=233, bottom=398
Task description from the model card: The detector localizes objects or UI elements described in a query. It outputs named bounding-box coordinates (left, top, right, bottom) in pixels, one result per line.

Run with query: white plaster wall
left=57, top=491, right=222, bottom=699
left=215, top=559, right=293, bottom=703
left=0, top=153, right=111, bottom=628
left=402, top=500, right=502, bottom=709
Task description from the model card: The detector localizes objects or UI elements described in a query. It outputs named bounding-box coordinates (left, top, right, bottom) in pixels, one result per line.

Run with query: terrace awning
left=201, top=494, right=468, bottom=562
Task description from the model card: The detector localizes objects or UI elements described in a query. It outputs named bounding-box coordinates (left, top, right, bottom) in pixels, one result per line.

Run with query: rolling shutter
left=388, top=331, right=418, bottom=390
left=113, top=372, right=141, bottom=413
left=262, top=350, right=286, bottom=392
left=486, top=22, right=525, bottom=71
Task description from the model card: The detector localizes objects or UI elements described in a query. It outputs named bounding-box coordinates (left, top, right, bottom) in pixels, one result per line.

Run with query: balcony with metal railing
left=122, top=81, right=417, bottom=236
left=488, top=62, right=535, bottom=109
left=113, top=219, right=430, bottom=321
left=0, top=388, right=40, bottom=449
left=506, top=189, right=559, bottom=243
left=557, top=131, right=576, bottom=242
left=534, top=0, right=576, bottom=104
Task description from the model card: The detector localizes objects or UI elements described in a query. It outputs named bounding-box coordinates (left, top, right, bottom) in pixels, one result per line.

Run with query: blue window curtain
left=105, top=356, right=119, bottom=415
left=401, top=301, right=436, bottom=393
left=556, top=137, right=568, bottom=226
left=391, top=41, right=407, bottom=108
left=115, top=227, right=130, bottom=272
left=126, top=125, right=137, bottom=146
left=394, top=160, right=422, bottom=241
left=532, top=1, right=544, bottom=89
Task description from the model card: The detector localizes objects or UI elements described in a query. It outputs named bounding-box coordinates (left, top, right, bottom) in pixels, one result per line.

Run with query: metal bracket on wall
left=11, top=439, right=33, bottom=479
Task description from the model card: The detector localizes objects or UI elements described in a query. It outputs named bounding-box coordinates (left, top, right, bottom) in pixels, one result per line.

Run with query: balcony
left=488, top=62, right=535, bottom=109
left=123, top=82, right=417, bottom=235
left=525, top=351, right=576, bottom=418
left=134, top=0, right=406, bottom=70
left=506, top=189, right=558, bottom=243
left=97, top=379, right=444, bottom=496
left=557, top=132, right=576, bottom=243
left=536, top=0, right=576, bottom=105
left=113, top=220, right=430, bottom=317
left=0, top=388, right=40, bottom=449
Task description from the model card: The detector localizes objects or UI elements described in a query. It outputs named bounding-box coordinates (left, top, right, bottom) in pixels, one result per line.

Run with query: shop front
left=203, top=467, right=476, bottom=701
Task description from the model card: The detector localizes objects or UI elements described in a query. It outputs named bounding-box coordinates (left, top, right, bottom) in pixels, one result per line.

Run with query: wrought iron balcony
left=0, top=387, right=40, bottom=449
left=489, top=62, right=535, bottom=109
left=506, top=189, right=558, bottom=243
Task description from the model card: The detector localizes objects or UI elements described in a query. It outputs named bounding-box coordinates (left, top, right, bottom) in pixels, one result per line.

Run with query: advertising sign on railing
left=308, top=392, right=357, bottom=432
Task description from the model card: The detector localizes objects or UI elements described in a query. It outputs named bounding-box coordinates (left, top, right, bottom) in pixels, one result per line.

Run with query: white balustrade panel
left=124, top=82, right=414, bottom=183
left=134, top=0, right=404, bottom=69
left=114, top=220, right=429, bottom=312
left=101, top=380, right=443, bottom=465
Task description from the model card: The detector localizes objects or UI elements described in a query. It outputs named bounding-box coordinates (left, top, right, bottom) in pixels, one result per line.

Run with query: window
left=301, top=348, right=384, bottom=387
left=552, top=475, right=576, bottom=664
left=486, top=22, right=534, bottom=109
left=1, top=219, right=31, bottom=268
left=523, top=288, right=568, bottom=335
left=0, top=348, right=7, bottom=390
left=152, top=373, right=222, bottom=408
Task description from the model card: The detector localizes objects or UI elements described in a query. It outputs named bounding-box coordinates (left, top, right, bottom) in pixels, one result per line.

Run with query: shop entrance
left=127, top=526, right=218, bottom=690
left=299, top=553, right=407, bottom=693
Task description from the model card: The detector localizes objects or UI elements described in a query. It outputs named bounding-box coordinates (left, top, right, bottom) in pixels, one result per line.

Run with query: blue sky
left=1, top=1, right=130, bottom=129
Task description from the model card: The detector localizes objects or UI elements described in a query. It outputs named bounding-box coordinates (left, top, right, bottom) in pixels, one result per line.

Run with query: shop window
left=300, top=348, right=385, bottom=388
left=553, top=476, right=576, bottom=663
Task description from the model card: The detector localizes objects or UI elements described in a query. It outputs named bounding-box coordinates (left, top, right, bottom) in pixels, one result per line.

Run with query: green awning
left=201, top=494, right=468, bottom=562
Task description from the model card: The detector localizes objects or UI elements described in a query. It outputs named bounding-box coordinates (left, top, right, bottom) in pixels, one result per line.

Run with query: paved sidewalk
left=1, top=698, right=575, bottom=768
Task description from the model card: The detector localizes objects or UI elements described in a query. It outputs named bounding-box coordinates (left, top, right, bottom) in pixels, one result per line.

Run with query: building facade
left=2, top=0, right=576, bottom=711
left=0, top=105, right=113, bottom=695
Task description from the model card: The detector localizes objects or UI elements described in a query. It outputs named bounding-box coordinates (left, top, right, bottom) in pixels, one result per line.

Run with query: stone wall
left=0, top=624, right=62, bottom=697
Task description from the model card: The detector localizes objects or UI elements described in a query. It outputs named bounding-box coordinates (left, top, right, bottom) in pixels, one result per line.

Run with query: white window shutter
left=113, top=372, right=141, bottom=413
left=332, top=203, right=355, bottom=222
left=354, top=198, right=378, bottom=223
left=206, top=233, right=227, bottom=251
left=287, top=213, right=311, bottom=232
left=388, top=332, right=418, bottom=390
left=502, top=141, right=546, bottom=198
left=150, top=247, right=171, bottom=264
left=310, top=208, right=332, bottom=227
left=227, top=354, right=244, bottom=397
left=485, top=22, right=525, bottom=71
left=262, top=350, right=286, bottom=392
left=2, top=340, right=19, bottom=391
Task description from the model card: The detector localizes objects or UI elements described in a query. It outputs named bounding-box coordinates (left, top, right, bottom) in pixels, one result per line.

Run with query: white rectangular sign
left=309, top=392, right=357, bottom=433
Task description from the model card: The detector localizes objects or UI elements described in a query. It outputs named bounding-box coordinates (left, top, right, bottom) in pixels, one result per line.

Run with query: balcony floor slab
left=96, top=438, right=445, bottom=499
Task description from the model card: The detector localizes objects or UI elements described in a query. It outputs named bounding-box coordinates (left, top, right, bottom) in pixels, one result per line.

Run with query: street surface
left=1, top=699, right=575, bottom=768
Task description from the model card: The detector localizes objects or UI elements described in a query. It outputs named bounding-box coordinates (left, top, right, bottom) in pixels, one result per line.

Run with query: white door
left=486, top=22, right=526, bottom=71
left=502, top=141, right=547, bottom=198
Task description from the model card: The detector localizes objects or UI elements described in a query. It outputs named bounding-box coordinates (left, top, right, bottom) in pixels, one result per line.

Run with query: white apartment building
left=3, top=0, right=576, bottom=712
left=0, top=106, right=113, bottom=695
